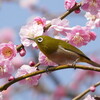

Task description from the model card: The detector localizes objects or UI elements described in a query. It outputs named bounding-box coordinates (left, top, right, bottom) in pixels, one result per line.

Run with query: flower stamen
left=2, top=47, right=13, bottom=58
left=72, top=33, right=84, bottom=44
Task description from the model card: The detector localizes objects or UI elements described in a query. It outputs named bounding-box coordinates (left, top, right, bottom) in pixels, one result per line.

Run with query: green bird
left=28, top=35, right=100, bottom=67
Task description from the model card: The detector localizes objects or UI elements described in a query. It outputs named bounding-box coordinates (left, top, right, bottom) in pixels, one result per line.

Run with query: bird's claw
left=72, top=62, right=76, bottom=69
left=46, top=66, right=53, bottom=74
left=72, top=58, right=79, bottom=69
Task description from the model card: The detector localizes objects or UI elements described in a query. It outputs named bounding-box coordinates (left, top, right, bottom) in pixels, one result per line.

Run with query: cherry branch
left=17, top=3, right=81, bottom=49
left=44, top=2, right=81, bottom=31
left=16, top=44, right=24, bottom=51
left=0, top=64, right=100, bottom=92
left=72, top=81, right=100, bottom=100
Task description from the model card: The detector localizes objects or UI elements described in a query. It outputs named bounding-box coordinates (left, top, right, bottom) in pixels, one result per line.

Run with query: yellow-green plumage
left=30, top=35, right=100, bottom=67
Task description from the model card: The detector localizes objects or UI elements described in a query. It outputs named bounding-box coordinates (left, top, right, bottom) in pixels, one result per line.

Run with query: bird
left=28, top=35, right=100, bottom=67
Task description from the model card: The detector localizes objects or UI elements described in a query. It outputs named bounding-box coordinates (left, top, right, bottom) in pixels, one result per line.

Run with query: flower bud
left=19, top=48, right=26, bottom=57
left=90, top=86, right=96, bottom=92
left=29, top=61, right=35, bottom=66
left=74, top=8, right=81, bottom=14
left=8, top=76, right=15, bottom=81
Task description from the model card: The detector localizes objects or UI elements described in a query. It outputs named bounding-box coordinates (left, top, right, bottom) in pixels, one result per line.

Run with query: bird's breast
left=47, top=46, right=80, bottom=65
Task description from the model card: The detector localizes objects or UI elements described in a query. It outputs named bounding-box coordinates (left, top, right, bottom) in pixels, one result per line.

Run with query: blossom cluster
left=64, top=0, right=100, bottom=29
left=0, top=42, right=41, bottom=86
left=64, top=0, right=100, bottom=15
left=0, top=42, right=17, bottom=78
left=15, top=65, right=41, bottom=85
left=19, top=14, right=97, bottom=66
left=85, top=11, right=100, bottom=29
left=0, top=38, right=41, bottom=86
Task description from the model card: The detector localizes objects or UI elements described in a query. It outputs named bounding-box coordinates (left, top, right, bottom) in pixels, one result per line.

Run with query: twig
left=44, top=3, right=81, bottom=31
left=0, top=64, right=100, bottom=92
left=33, top=62, right=40, bottom=67
left=16, top=3, right=81, bottom=49
left=72, top=82, right=100, bottom=100
left=16, top=44, right=24, bottom=51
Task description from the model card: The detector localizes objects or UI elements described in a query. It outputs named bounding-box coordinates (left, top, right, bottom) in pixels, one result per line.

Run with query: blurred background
left=0, top=0, right=100, bottom=100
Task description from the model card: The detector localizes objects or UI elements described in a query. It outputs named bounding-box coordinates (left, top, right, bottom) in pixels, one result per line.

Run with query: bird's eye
left=37, top=37, right=43, bottom=43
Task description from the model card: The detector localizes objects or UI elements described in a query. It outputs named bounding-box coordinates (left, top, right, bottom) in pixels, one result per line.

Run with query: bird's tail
left=86, top=59, right=100, bottom=67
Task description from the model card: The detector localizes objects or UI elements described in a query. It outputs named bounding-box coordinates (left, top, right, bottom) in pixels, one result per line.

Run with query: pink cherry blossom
left=67, top=26, right=96, bottom=47
left=0, top=42, right=17, bottom=60
left=85, top=12, right=100, bottom=28
left=84, top=95, right=95, bottom=100
left=0, top=28, right=15, bottom=43
left=64, top=0, right=76, bottom=9
left=0, top=58, right=14, bottom=78
left=15, top=65, right=41, bottom=85
left=19, top=22, right=43, bottom=47
left=81, top=0, right=100, bottom=15
left=51, top=18, right=71, bottom=36
left=28, top=16, right=46, bottom=27
left=38, top=51, right=57, bottom=66
left=89, top=31, right=96, bottom=41
left=33, top=17, right=46, bottom=27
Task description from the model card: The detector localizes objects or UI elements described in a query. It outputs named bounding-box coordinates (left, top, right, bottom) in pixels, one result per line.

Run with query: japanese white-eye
left=28, top=35, right=100, bottom=67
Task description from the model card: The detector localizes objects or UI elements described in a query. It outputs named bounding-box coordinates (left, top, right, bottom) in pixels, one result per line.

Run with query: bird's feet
left=72, top=58, right=79, bottom=69
left=46, top=66, right=54, bottom=73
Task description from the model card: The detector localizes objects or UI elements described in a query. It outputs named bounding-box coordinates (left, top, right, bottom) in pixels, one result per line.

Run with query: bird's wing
left=59, top=41, right=90, bottom=60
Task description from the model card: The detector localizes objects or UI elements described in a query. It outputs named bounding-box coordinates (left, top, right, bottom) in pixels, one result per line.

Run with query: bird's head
left=28, top=35, right=59, bottom=55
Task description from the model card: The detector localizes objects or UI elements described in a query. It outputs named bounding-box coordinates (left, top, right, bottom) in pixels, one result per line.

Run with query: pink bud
left=29, top=61, right=35, bottom=66
left=74, top=8, right=81, bottom=14
left=8, top=76, right=15, bottom=81
left=19, top=48, right=26, bottom=57
left=90, top=86, right=96, bottom=92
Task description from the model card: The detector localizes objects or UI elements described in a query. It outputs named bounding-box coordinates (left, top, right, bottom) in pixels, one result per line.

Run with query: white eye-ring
left=37, top=37, right=43, bottom=43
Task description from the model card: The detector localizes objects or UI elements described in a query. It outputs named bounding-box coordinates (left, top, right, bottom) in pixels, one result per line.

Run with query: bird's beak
left=27, top=38, right=35, bottom=41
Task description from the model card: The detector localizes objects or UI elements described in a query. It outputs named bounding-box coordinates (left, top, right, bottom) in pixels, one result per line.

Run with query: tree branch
left=72, top=82, right=100, bottom=100
left=0, top=64, right=100, bottom=92
left=44, top=3, right=81, bottom=31
left=17, top=3, right=81, bottom=49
